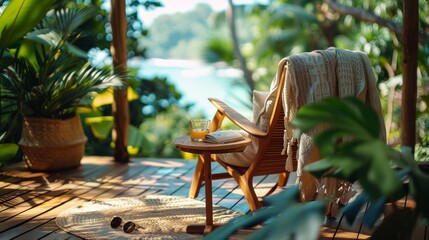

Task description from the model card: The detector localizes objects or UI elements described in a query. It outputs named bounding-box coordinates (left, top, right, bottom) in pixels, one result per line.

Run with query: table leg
left=186, top=153, right=221, bottom=234
left=203, top=153, right=213, bottom=229
left=189, top=155, right=204, bottom=198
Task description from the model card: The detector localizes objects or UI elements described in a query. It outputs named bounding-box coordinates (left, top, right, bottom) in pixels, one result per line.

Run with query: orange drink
left=190, top=119, right=210, bottom=142
left=190, top=129, right=209, bottom=140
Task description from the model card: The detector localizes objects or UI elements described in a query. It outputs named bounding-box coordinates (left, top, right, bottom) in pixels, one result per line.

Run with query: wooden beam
left=110, top=0, right=129, bottom=162
left=400, top=0, right=418, bottom=152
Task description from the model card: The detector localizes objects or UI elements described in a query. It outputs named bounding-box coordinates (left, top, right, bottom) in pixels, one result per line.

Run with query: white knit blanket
left=281, top=48, right=386, bottom=217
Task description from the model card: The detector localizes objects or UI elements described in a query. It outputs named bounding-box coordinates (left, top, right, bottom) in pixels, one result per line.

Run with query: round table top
left=173, top=135, right=251, bottom=154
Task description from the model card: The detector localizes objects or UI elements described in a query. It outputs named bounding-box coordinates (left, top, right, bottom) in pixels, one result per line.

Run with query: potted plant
left=0, top=4, right=124, bottom=171
left=0, top=0, right=54, bottom=165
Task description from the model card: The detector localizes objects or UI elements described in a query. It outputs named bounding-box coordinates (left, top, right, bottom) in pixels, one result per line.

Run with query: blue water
left=130, top=58, right=252, bottom=119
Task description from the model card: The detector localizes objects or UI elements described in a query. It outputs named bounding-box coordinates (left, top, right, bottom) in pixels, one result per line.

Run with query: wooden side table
left=174, top=135, right=251, bottom=234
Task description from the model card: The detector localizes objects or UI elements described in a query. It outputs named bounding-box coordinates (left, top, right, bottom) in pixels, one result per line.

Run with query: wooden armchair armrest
left=209, top=98, right=267, bottom=137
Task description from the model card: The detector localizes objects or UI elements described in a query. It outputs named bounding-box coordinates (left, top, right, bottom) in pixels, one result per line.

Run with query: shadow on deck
left=0, top=156, right=426, bottom=239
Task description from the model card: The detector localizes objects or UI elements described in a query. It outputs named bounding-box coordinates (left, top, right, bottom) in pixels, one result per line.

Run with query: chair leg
left=237, top=176, right=262, bottom=211
left=189, top=155, right=204, bottom=198
left=277, top=172, right=290, bottom=187
left=265, top=172, right=291, bottom=197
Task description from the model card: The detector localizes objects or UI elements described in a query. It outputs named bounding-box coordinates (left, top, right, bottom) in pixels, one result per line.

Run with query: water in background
left=130, top=58, right=252, bottom=119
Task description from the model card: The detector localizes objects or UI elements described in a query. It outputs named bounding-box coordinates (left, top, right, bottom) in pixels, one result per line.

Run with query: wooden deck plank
left=0, top=162, right=116, bottom=213
left=2, top=158, right=187, bottom=239
left=0, top=164, right=124, bottom=224
left=319, top=226, right=371, bottom=239
left=40, top=159, right=195, bottom=240
left=1, top=156, right=414, bottom=239
left=0, top=158, right=129, bottom=237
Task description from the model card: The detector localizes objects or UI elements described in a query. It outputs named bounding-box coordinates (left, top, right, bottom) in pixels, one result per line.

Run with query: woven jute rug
left=56, top=195, right=249, bottom=239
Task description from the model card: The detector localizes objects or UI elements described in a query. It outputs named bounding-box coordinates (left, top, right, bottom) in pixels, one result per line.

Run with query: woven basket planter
left=19, top=115, right=87, bottom=171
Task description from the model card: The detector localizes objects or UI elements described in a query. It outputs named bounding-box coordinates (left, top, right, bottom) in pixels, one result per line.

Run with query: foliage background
left=1, top=0, right=428, bottom=162
left=142, top=0, right=429, bottom=160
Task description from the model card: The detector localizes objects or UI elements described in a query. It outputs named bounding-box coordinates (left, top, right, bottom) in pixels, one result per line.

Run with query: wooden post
left=400, top=0, right=418, bottom=153
left=110, top=0, right=129, bottom=162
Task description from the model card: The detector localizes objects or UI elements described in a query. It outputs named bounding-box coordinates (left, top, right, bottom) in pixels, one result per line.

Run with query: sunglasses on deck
left=110, top=216, right=139, bottom=233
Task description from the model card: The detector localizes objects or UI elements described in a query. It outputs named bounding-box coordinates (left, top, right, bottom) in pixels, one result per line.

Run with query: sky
left=139, top=0, right=267, bottom=26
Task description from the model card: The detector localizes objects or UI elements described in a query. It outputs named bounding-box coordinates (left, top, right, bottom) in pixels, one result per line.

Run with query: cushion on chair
left=252, top=72, right=280, bottom=131
left=251, top=90, right=269, bottom=123
left=252, top=90, right=271, bottom=131
left=216, top=86, right=278, bottom=167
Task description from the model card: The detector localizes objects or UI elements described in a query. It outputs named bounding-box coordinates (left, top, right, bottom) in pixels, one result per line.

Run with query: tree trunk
left=400, top=0, right=418, bottom=153
left=226, top=0, right=254, bottom=98
left=110, top=0, right=130, bottom=162
left=324, top=0, right=427, bottom=44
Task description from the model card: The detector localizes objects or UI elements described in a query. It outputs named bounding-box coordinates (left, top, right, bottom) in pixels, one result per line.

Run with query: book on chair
left=203, top=130, right=245, bottom=144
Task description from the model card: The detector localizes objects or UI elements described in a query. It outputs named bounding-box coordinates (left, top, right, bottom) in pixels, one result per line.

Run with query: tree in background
left=142, top=3, right=213, bottom=59
left=203, top=0, right=428, bottom=158
left=226, top=0, right=255, bottom=99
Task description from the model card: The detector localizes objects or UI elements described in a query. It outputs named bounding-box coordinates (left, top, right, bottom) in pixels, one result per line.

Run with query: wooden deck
left=0, top=156, right=289, bottom=239
left=0, top=156, right=424, bottom=239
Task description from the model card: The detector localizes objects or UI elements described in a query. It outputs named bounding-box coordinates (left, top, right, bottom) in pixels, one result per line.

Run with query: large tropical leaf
left=84, top=116, right=114, bottom=140
left=91, top=87, right=139, bottom=108
left=291, top=97, right=379, bottom=140
left=0, top=0, right=54, bottom=48
left=293, top=97, right=403, bottom=200
left=205, top=186, right=324, bottom=240
left=292, top=96, right=429, bottom=238
left=127, top=125, right=145, bottom=155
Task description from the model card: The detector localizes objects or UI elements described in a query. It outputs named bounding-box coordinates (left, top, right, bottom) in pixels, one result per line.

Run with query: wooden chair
left=188, top=63, right=298, bottom=211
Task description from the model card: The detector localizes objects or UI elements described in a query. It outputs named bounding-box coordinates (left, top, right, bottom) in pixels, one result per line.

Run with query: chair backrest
left=249, top=64, right=298, bottom=176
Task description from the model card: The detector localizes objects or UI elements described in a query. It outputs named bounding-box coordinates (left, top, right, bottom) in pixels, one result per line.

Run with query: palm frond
left=1, top=5, right=122, bottom=119
left=43, top=7, right=99, bottom=37
left=25, top=29, right=61, bottom=49
left=41, top=65, right=124, bottom=118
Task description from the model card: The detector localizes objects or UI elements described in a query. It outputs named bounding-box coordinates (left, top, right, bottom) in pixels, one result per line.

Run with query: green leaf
left=312, top=128, right=346, bottom=156
left=85, top=116, right=114, bottom=140
left=364, top=141, right=403, bottom=199
left=64, top=42, right=88, bottom=58
left=303, top=159, right=334, bottom=178
left=326, top=154, right=364, bottom=181
left=263, top=185, right=300, bottom=205
left=399, top=146, right=420, bottom=170
left=344, top=97, right=381, bottom=139
left=205, top=186, right=301, bottom=240
left=292, top=97, right=376, bottom=140
left=127, top=125, right=145, bottom=155
left=321, top=97, right=375, bottom=139
left=0, top=143, right=19, bottom=164
left=248, top=201, right=324, bottom=240
left=291, top=105, right=333, bottom=132
left=0, top=0, right=54, bottom=48
left=362, top=197, right=387, bottom=228
left=14, top=38, right=47, bottom=70
left=342, top=193, right=370, bottom=225
left=25, top=29, right=61, bottom=48
left=44, top=7, right=99, bottom=36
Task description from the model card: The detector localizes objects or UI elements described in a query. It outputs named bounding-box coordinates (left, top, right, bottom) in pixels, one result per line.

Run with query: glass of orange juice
left=190, top=119, right=210, bottom=142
